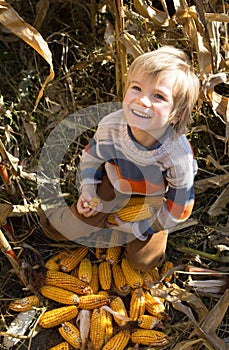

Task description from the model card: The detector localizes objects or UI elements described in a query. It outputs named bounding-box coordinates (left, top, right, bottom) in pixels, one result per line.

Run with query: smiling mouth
left=132, top=109, right=152, bottom=119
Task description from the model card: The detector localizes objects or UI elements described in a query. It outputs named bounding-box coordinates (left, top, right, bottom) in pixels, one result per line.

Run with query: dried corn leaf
left=118, top=31, right=144, bottom=58
left=207, top=184, right=229, bottom=216
left=22, top=119, right=41, bottom=152
left=171, top=286, right=208, bottom=322
left=171, top=286, right=229, bottom=350
left=0, top=203, right=13, bottom=225
left=134, top=0, right=169, bottom=26
left=0, top=0, right=54, bottom=110
left=200, top=288, right=229, bottom=333
left=33, top=0, right=50, bottom=29
left=194, top=173, right=229, bottom=194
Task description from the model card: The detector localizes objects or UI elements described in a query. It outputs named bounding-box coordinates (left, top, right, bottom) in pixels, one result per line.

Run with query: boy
left=40, top=45, right=200, bottom=271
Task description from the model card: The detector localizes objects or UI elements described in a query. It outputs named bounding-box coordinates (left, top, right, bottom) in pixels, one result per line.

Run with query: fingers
left=107, top=215, right=133, bottom=234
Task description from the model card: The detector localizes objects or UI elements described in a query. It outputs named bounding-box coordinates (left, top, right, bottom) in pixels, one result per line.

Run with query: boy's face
left=123, top=70, right=176, bottom=142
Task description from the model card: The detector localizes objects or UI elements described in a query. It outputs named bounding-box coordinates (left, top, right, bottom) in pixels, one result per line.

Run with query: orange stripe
left=167, top=200, right=194, bottom=220
left=116, top=166, right=164, bottom=194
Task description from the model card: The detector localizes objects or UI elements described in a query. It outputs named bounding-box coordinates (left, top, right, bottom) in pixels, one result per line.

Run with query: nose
left=138, top=95, right=152, bottom=107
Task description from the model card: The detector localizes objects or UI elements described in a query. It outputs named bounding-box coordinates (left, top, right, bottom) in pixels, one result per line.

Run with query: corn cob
left=149, top=267, right=160, bottom=281
left=112, top=264, right=130, bottom=295
left=98, top=261, right=112, bottom=290
left=106, top=246, right=122, bottom=265
left=45, top=251, right=68, bottom=271
left=39, top=305, right=78, bottom=328
left=78, top=294, right=112, bottom=310
left=107, top=203, right=153, bottom=224
left=48, top=342, right=70, bottom=350
left=45, top=270, right=91, bottom=295
left=58, top=322, right=81, bottom=349
left=71, top=266, right=79, bottom=278
left=129, top=288, right=145, bottom=321
left=125, top=196, right=162, bottom=206
left=138, top=314, right=162, bottom=329
left=145, top=292, right=165, bottom=317
left=130, top=329, right=169, bottom=346
left=160, top=261, right=174, bottom=283
left=141, top=271, right=155, bottom=289
left=97, top=290, right=110, bottom=297
left=89, top=264, right=99, bottom=294
left=95, top=246, right=106, bottom=261
left=101, top=330, right=130, bottom=350
left=40, top=285, right=79, bottom=305
left=108, top=229, right=123, bottom=245
left=104, top=310, right=113, bottom=342
left=121, top=258, right=143, bottom=289
left=60, top=247, right=88, bottom=272
left=110, top=296, right=128, bottom=326
left=83, top=197, right=100, bottom=209
left=78, top=259, right=93, bottom=284
left=8, top=295, right=40, bottom=312
left=89, top=308, right=107, bottom=350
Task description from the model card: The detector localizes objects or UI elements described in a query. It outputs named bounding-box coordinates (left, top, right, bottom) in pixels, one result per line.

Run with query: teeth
left=132, top=109, right=151, bottom=119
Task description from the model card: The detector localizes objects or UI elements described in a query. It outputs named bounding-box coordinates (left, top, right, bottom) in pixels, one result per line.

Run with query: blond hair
left=125, top=46, right=200, bottom=134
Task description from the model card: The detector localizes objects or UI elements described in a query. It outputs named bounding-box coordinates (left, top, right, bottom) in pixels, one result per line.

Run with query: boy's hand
left=106, top=214, right=134, bottom=234
left=107, top=215, right=149, bottom=241
left=77, top=185, right=102, bottom=217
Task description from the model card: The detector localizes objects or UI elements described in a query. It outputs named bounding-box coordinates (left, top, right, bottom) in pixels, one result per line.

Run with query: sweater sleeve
left=80, top=135, right=105, bottom=187
left=138, top=155, right=198, bottom=237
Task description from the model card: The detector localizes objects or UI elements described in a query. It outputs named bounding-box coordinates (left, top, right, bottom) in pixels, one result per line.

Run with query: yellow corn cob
left=98, top=261, right=112, bottom=290
left=106, top=246, right=122, bottom=265
left=95, top=246, right=106, bottom=261
left=108, top=229, right=123, bottom=246
left=83, top=197, right=100, bottom=209
left=112, top=264, right=130, bottom=295
left=60, top=247, right=88, bottom=272
left=78, top=294, right=112, bottom=310
left=71, top=266, right=79, bottom=278
left=107, top=203, right=153, bottom=224
left=121, top=258, right=143, bottom=289
left=97, top=291, right=110, bottom=297
left=58, top=322, right=81, bottom=349
left=89, top=308, right=107, bottom=350
left=45, top=270, right=91, bottom=295
left=145, top=292, right=165, bottom=317
left=89, top=264, right=99, bottom=294
left=160, top=261, right=174, bottom=283
left=45, top=251, right=68, bottom=271
left=48, top=342, right=70, bottom=350
left=149, top=267, right=160, bottom=281
left=130, top=329, right=169, bottom=346
left=8, top=295, right=40, bottom=312
left=125, top=196, right=162, bottom=207
left=104, top=310, right=113, bottom=342
left=141, top=271, right=155, bottom=289
left=78, top=259, right=93, bottom=284
left=110, top=296, right=128, bottom=326
left=39, top=305, right=78, bottom=328
left=101, top=330, right=130, bottom=350
left=129, top=288, right=145, bottom=321
left=138, top=314, right=162, bottom=329
left=40, top=285, right=79, bottom=305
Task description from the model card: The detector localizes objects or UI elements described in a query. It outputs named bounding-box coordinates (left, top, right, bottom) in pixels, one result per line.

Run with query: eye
left=132, top=85, right=142, bottom=92
left=154, top=93, right=165, bottom=100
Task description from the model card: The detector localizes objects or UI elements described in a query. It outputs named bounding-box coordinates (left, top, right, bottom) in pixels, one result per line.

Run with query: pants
left=40, top=174, right=168, bottom=271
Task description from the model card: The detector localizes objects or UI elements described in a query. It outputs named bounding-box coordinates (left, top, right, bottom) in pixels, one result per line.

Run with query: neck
left=130, top=126, right=167, bottom=147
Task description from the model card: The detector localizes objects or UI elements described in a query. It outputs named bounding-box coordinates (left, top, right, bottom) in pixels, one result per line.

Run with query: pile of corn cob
left=7, top=241, right=174, bottom=349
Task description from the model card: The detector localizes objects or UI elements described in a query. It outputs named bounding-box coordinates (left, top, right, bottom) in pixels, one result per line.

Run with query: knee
left=126, top=250, right=165, bottom=272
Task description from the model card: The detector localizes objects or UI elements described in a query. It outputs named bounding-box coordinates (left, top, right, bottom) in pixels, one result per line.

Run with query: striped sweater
left=80, top=109, right=197, bottom=237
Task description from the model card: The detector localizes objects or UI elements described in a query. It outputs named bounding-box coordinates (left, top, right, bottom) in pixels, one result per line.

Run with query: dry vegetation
left=0, top=0, right=228, bottom=349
